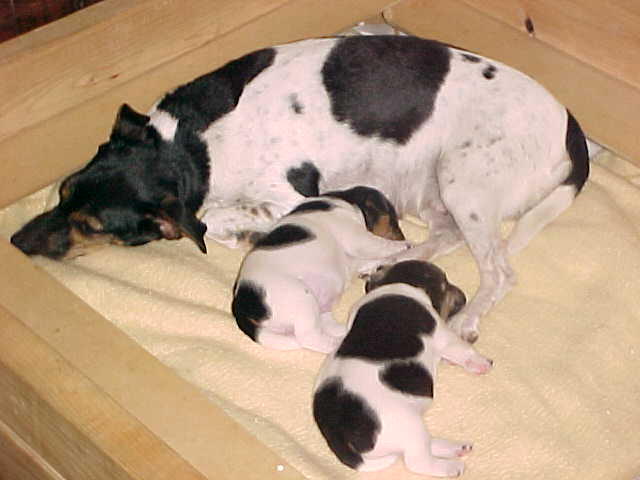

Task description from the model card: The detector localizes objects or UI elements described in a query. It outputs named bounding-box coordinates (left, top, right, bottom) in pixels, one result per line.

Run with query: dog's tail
left=506, top=109, right=590, bottom=256
left=312, top=377, right=380, bottom=470
left=562, top=109, right=590, bottom=194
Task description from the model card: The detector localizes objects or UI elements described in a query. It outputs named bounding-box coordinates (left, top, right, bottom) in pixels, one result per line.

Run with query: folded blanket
left=1, top=149, right=638, bottom=480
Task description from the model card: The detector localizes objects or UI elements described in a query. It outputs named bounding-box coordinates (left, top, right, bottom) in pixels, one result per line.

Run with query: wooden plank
left=0, top=0, right=394, bottom=208
left=0, top=305, right=206, bottom=480
left=0, top=239, right=304, bottom=480
left=459, top=0, right=640, bottom=91
left=0, top=0, right=292, bottom=144
left=0, top=419, right=65, bottom=480
left=384, top=0, right=640, bottom=165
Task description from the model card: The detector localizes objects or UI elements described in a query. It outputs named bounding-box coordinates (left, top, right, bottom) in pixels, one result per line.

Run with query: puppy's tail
left=313, top=377, right=380, bottom=470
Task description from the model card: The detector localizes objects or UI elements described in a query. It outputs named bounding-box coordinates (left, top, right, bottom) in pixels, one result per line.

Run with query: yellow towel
left=1, top=149, right=638, bottom=479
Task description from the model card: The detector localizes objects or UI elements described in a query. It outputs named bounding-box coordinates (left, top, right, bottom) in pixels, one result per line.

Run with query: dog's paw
left=448, top=313, right=480, bottom=344
left=464, top=353, right=493, bottom=375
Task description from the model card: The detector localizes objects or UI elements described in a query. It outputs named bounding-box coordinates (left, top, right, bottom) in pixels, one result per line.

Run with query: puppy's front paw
left=464, top=353, right=493, bottom=375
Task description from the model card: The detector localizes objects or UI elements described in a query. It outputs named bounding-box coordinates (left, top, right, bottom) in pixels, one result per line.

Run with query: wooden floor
left=0, top=0, right=103, bottom=42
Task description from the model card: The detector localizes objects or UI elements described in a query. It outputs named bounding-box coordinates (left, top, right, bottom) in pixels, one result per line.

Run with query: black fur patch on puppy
left=322, top=35, right=450, bottom=145
left=232, top=281, right=270, bottom=341
left=336, top=295, right=436, bottom=361
left=379, top=361, right=434, bottom=397
left=313, top=377, right=380, bottom=469
left=288, top=200, right=334, bottom=215
left=252, top=224, right=315, bottom=249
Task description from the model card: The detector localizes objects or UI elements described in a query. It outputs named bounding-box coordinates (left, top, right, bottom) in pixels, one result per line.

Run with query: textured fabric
left=1, top=149, right=638, bottom=480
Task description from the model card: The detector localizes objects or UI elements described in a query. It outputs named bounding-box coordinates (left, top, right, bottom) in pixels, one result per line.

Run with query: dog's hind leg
left=430, top=439, right=473, bottom=458
left=506, top=184, right=577, bottom=256
left=438, top=175, right=516, bottom=343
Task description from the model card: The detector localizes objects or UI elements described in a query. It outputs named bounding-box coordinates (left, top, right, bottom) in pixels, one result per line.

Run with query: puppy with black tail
left=231, top=186, right=409, bottom=353
left=313, top=260, right=492, bottom=476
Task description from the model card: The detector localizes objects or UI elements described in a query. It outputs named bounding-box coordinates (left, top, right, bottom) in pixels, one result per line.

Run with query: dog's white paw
left=464, top=353, right=493, bottom=375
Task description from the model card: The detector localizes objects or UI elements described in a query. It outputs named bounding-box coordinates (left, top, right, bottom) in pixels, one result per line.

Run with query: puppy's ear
left=362, top=194, right=405, bottom=241
left=154, top=197, right=207, bottom=253
left=439, top=284, right=467, bottom=322
left=111, top=104, right=151, bottom=142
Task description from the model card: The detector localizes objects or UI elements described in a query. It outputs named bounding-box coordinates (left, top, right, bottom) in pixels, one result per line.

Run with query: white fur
left=314, top=283, right=493, bottom=476
left=233, top=196, right=409, bottom=353
left=152, top=37, right=581, bottom=341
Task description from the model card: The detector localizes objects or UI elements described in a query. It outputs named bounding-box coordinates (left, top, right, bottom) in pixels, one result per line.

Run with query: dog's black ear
left=154, top=197, right=207, bottom=254
left=359, top=190, right=405, bottom=241
left=111, top=104, right=151, bottom=142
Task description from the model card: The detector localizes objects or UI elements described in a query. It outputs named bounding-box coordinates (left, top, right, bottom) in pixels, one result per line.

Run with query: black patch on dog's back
left=286, top=161, right=321, bottom=197
left=253, top=224, right=315, bottom=249
left=379, top=361, right=434, bottom=397
left=337, top=294, right=436, bottom=361
left=288, top=200, right=334, bottom=215
left=313, top=377, right=380, bottom=469
left=158, top=48, right=276, bottom=131
left=562, top=110, right=590, bottom=193
left=322, top=36, right=450, bottom=144
left=232, top=281, right=270, bottom=341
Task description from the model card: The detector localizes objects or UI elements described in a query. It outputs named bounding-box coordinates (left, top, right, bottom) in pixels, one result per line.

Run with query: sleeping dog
left=313, top=260, right=492, bottom=476
left=232, top=186, right=408, bottom=353
left=11, top=35, right=590, bottom=342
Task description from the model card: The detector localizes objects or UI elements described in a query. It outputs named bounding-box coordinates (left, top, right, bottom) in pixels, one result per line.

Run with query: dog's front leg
left=202, top=192, right=303, bottom=247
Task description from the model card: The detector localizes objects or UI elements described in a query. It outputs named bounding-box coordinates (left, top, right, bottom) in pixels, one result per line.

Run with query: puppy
left=231, top=186, right=408, bottom=353
left=12, top=35, right=590, bottom=342
left=313, top=260, right=492, bottom=476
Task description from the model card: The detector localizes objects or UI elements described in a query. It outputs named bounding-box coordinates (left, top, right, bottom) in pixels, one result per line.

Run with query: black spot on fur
left=313, top=377, right=380, bottom=469
left=365, top=261, right=466, bottom=318
left=158, top=48, right=276, bottom=132
left=470, top=212, right=479, bottom=222
left=289, top=94, right=304, bottom=114
left=563, top=110, right=590, bottom=193
left=289, top=200, right=334, bottom=215
left=482, top=64, right=497, bottom=79
left=337, top=294, right=436, bottom=361
left=286, top=161, right=321, bottom=197
left=461, top=53, right=481, bottom=63
left=379, top=361, right=434, bottom=397
left=253, top=224, right=315, bottom=249
left=231, top=281, right=270, bottom=341
left=322, top=36, right=450, bottom=144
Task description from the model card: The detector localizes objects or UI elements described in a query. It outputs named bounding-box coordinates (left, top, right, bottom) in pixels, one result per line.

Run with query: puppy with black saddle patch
left=313, top=260, right=492, bottom=476
left=231, top=186, right=409, bottom=353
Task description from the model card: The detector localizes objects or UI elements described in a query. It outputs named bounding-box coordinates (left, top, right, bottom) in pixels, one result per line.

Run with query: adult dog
left=11, top=35, right=589, bottom=342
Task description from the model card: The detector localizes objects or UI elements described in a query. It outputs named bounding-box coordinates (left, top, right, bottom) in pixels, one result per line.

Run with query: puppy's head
left=323, top=186, right=404, bottom=240
left=365, top=260, right=466, bottom=320
left=11, top=104, right=207, bottom=259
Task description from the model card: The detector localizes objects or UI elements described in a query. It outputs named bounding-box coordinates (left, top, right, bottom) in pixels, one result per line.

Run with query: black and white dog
left=12, top=35, right=589, bottom=342
left=232, top=186, right=408, bottom=353
left=313, top=260, right=492, bottom=476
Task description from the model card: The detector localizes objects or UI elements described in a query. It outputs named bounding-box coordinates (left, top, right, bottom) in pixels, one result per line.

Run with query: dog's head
left=323, top=186, right=405, bottom=240
left=364, top=260, right=466, bottom=320
left=11, top=104, right=208, bottom=259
